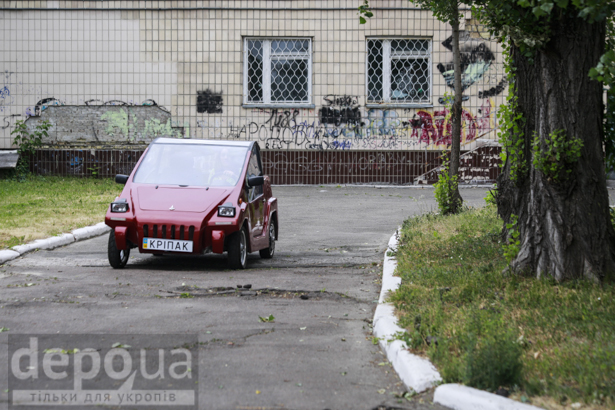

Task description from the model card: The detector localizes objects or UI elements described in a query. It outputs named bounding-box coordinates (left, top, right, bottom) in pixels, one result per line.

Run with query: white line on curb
left=373, top=229, right=442, bottom=393
left=376, top=229, right=545, bottom=409
left=1, top=222, right=111, bottom=264
left=434, top=384, right=543, bottom=410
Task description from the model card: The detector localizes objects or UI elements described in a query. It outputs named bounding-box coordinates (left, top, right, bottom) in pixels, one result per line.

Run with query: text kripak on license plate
left=143, top=238, right=193, bottom=252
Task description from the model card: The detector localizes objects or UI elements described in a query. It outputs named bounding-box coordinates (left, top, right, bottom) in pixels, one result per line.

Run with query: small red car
left=105, top=138, right=278, bottom=270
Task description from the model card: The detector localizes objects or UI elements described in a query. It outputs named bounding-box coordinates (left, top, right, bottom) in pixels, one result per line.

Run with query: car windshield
left=133, top=143, right=249, bottom=187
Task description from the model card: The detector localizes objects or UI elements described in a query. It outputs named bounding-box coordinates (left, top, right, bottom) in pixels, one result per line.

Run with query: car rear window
left=133, top=143, right=249, bottom=187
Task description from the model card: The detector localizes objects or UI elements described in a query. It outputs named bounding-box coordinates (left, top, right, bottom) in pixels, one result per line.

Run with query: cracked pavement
left=0, top=186, right=492, bottom=410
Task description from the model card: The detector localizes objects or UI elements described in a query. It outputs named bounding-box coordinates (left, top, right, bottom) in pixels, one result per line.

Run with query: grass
left=0, top=175, right=121, bottom=249
left=390, top=205, right=615, bottom=409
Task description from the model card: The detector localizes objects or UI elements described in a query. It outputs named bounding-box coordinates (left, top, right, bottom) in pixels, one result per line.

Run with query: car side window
left=246, top=149, right=263, bottom=201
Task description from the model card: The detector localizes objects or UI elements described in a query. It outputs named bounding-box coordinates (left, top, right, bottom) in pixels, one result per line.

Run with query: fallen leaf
left=112, top=343, right=131, bottom=349
left=255, top=390, right=261, bottom=395
left=377, top=389, right=386, bottom=394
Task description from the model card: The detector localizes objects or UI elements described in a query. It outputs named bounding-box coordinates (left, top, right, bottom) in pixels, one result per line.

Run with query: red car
left=105, top=138, right=278, bottom=270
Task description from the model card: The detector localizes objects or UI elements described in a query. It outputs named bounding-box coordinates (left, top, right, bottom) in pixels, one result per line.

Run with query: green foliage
left=357, top=0, right=373, bottom=24
left=472, top=0, right=615, bottom=74
left=11, top=120, right=51, bottom=181
left=597, top=15, right=615, bottom=173
left=434, top=152, right=462, bottom=215
left=497, top=44, right=527, bottom=183
left=532, top=129, right=583, bottom=181
left=258, top=314, right=275, bottom=323
left=484, top=184, right=497, bottom=206
left=503, top=214, right=520, bottom=264
left=391, top=207, right=615, bottom=404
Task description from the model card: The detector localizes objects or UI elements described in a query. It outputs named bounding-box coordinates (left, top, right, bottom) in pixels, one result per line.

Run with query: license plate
left=142, top=237, right=193, bottom=253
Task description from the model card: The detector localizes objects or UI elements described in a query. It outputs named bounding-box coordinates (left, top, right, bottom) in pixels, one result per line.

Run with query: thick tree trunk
left=497, top=12, right=615, bottom=282
left=449, top=13, right=463, bottom=212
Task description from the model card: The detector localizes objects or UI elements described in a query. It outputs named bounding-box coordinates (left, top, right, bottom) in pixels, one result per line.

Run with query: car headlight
left=111, top=198, right=129, bottom=213
left=218, top=203, right=236, bottom=217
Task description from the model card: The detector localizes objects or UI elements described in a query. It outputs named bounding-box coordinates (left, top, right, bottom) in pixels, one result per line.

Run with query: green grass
left=0, top=175, right=121, bottom=249
left=390, top=205, right=615, bottom=409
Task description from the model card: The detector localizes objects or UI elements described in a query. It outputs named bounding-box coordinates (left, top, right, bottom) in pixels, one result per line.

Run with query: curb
left=372, top=229, right=442, bottom=393
left=376, top=230, right=545, bottom=409
left=0, top=222, right=110, bottom=265
left=434, top=384, right=543, bottom=410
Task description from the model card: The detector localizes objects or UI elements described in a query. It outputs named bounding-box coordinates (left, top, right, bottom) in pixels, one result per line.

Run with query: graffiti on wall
left=24, top=104, right=184, bottom=146
left=215, top=99, right=495, bottom=151
left=197, top=89, right=223, bottom=114
left=318, top=95, right=362, bottom=126
left=0, top=86, right=11, bottom=113
left=437, top=31, right=507, bottom=98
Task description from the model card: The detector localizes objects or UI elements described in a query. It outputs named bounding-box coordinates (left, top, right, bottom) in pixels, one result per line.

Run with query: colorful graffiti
left=437, top=31, right=507, bottom=98
left=216, top=100, right=495, bottom=151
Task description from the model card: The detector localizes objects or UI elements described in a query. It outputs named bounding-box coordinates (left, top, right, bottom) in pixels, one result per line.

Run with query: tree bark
left=449, top=9, right=463, bottom=212
left=497, top=11, right=615, bottom=282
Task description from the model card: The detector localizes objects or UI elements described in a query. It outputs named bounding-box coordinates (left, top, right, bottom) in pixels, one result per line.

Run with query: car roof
left=152, top=137, right=256, bottom=149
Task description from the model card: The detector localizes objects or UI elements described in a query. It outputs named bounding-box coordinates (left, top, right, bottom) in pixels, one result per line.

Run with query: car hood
left=136, top=186, right=232, bottom=213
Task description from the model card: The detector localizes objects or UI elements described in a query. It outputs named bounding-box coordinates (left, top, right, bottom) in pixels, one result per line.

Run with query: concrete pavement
left=0, top=186, right=491, bottom=410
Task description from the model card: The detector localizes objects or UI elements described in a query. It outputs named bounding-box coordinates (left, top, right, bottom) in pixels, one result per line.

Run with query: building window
left=367, top=39, right=431, bottom=105
left=244, top=38, right=312, bottom=106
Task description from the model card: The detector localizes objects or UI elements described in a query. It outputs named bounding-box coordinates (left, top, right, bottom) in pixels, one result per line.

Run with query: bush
left=434, top=151, right=461, bottom=215
left=11, top=119, right=51, bottom=181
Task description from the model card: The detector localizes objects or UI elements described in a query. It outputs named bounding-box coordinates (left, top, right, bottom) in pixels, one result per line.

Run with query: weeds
left=391, top=206, right=615, bottom=406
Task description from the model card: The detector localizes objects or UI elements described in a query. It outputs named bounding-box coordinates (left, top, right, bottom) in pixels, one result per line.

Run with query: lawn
left=0, top=176, right=120, bottom=249
left=390, top=205, right=615, bottom=410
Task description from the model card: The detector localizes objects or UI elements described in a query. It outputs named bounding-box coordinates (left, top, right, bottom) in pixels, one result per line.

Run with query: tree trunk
left=449, top=11, right=463, bottom=212
left=497, top=11, right=615, bottom=282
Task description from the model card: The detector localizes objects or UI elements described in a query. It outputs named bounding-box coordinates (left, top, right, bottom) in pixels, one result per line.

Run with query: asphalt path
left=1, top=186, right=490, bottom=410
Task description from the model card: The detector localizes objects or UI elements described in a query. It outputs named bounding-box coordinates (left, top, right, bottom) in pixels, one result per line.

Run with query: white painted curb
left=72, top=222, right=110, bottom=241
left=373, top=229, right=442, bottom=393
left=377, top=230, right=546, bottom=409
left=434, top=384, right=544, bottom=410
left=0, top=249, right=21, bottom=264
left=1, top=222, right=111, bottom=264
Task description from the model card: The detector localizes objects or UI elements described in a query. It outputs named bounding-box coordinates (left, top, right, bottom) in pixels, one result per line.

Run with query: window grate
left=367, top=39, right=431, bottom=104
left=245, top=38, right=312, bottom=105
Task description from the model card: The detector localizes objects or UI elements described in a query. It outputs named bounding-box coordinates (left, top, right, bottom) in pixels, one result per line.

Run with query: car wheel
left=228, top=227, right=247, bottom=270
left=108, top=231, right=130, bottom=269
left=259, top=219, right=276, bottom=259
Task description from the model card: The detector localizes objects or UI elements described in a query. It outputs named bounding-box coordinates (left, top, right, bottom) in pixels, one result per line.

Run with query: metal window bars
left=367, top=39, right=432, bottom=105
left=245, top=38, right=312, bottom=105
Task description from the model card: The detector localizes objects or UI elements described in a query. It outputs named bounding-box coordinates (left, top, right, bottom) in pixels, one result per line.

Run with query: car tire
left=228, top=227, right=248, bottom=270
left=259, top=219, right=276, bottom=259
left=108, top=231, right=130, bottom=269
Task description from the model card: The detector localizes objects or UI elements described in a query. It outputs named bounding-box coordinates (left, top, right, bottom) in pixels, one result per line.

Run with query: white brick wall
left=0, top=0, right=506, bottom=151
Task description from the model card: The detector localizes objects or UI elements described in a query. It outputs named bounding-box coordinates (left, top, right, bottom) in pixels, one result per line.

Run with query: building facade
left=0, top=0, right=505, bottom=184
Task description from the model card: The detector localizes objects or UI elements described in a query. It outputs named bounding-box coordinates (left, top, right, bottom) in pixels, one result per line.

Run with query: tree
left=473, top=0, right=615, bottom=282
left=359, top=0, right=465, bottom=213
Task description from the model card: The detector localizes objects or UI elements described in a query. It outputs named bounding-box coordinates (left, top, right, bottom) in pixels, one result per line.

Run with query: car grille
left=143, top=224, right=195, bottom=241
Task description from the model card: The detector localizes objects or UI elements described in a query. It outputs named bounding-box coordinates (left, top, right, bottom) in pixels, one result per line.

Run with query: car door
left=246, top=147, right=265, bottom=238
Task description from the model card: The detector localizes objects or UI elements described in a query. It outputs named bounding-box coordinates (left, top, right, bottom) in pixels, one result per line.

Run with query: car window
left=246, top=149, right=263, bottom=201
left=133, top=143, right=248, bottom=187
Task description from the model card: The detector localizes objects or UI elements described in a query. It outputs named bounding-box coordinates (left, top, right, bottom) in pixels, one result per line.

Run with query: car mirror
left=115, top=174, right=129, bottom=185
left=247, top=176, right=264, bottom=187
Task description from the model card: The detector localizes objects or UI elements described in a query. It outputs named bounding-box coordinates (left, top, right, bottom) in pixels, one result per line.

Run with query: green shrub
left=484, top=184, right=497, bottom=206
left=434, top=152, right=461, bottom=215
left=11, top=119, right=51, bottom=181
